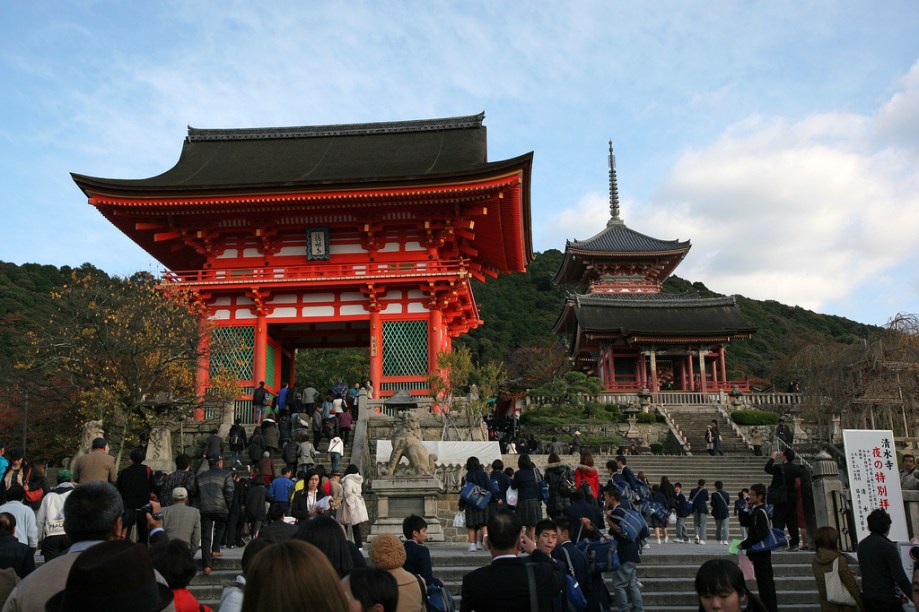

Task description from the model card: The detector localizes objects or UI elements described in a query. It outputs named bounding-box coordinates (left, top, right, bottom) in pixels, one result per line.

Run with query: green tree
left=18, top=271, right=239, bottom=467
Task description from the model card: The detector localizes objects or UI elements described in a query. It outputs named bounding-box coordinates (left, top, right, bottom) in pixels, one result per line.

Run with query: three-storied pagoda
left=552, top=143, right=756, bottom=395
left=72, top=113, right=533, bottom=416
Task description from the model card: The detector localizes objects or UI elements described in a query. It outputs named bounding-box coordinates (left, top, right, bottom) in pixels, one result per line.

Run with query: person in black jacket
left=764, top=448, right=804, bottom=550
left=689, top=479, right=710, bottom=545
left=738, top=483, right=777, bottom=612
left=228, top=419, right=248, bottom=468
left=195, top=456, right=234, bottom=575
left=0, top=512, right=34, bottom=578
left=402, top=514, right=442, bottom=587
left=857, top=508, right=911, bottom=610
left=460, top=508, right=564, bottom=612
left=247, top=428, right=266, bottom=470
left=116, top=448, right=155, bottom=544
left=245, top=474, right=267, bottom=539
left=224, top=469, right=246, bottom=548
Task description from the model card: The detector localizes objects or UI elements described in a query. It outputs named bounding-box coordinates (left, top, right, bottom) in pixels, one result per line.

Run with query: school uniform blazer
left=403, top=540, right=440, bottom=587
left=460, top=550, right=563, bottom=612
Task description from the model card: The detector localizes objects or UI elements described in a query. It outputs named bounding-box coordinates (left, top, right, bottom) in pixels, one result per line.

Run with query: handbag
left=460, top=482, right=491, bottom=511
left=825, top=556, right=857, bottom=606
left=453, top=511, right=466, bottom=528
left=506, top=486, right=519, bottom=506
left=749, top=508, right=788, bottom=552
left=560, top=547, right=588, bottom=610
left=667, top=511, right=677, bottom=525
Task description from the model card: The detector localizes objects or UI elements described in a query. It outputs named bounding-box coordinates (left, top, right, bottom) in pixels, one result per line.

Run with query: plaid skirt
left=465, top=504, right=487, bottom=528
left=516, top=497, right=543, bottom=527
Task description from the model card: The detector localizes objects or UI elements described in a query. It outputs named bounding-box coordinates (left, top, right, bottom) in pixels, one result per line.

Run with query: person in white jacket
left=35, top=469, right=75, bottom=561
left=340, top=465, right=369, bottom=551
left=328, top=436, right=344, bottom=472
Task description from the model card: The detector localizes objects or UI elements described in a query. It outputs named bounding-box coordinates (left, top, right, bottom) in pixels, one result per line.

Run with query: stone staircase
left=665, top=404, right=749, bottom=454
left=188, top=544, right=831, bottom=611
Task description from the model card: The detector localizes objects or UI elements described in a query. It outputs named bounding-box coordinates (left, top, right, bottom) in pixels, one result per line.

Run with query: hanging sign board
left=843, top=429, right=909, bottom=543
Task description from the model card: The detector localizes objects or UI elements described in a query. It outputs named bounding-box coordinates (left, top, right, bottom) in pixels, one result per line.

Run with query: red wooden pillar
left=287, top=348, right=296, bottom=387
left=369, top=310, right=383, bottom=395
left=698, top=350, right=708, bottom=394
left=194, top=320, right=210, bottom=422
left=720, top=347, right=727, bottom=384
left=428, top=308, right=442, bottom=372
left=688, top=351, right=695, bottom=392
left=649, top=350, right=659, bottom=399
left=253, top=316, right=268, bottom=389
left=614, top=356, right=620, bottom=386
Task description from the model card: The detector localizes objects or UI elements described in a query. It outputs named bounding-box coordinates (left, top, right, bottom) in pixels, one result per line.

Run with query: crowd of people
left=4, top=399, right=919, bottom=611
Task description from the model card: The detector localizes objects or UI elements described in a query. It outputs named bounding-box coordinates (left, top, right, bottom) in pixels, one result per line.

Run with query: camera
left=909, top=545, right=919, bottom=562
left=135, top=503, right=163, bottom=520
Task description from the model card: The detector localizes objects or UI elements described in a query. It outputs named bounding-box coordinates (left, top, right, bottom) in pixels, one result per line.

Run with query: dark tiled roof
left=567, top=221, right=690, bottom=254
left=556, top=293, right=755, bottom=338
left=72, top=113, right=520, bottom=195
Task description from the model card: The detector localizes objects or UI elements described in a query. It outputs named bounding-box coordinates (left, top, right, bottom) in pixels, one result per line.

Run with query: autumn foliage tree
left=428, top=345, right=507, bottom=441
left=17, top=271, right=239, bottom=466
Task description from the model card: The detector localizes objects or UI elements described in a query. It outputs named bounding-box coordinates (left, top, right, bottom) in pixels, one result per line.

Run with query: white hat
left=575, top=431, right=581, bottom=436
left=172, top=487, right=188, bottom=500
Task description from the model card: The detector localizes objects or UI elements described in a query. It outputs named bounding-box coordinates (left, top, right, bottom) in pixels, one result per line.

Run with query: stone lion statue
left=73, top=419, right=104, bottom=461
left=385, top=411, right=438, bottom=477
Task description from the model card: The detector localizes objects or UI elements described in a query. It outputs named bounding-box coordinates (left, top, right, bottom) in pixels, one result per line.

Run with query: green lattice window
left=210, top=326, right=254, bottom=380
left=266, top=343, right=276, bottom=388
left=382, top=320, right=428, bottom=377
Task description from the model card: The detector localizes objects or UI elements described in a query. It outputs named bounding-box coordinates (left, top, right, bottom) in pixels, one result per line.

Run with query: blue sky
left=1, top=2, right=918, bottom=326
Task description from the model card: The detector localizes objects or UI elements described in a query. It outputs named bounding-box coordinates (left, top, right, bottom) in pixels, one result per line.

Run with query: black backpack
left=282, top=441, right=299, bottom=464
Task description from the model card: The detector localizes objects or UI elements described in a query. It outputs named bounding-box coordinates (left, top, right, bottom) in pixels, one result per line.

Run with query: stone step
left=189, top=544, right=831, bottom=609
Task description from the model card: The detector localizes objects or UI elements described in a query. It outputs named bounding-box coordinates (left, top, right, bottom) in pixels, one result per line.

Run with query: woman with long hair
left=695, top=559, right=768, bottom=612
left=294, top=515, right=357, bottom=579
left=811, top=526, right=862, bottom=611
left=242, top=540, right=349, bottom=612
left=290, top=468, right=327, bottom=523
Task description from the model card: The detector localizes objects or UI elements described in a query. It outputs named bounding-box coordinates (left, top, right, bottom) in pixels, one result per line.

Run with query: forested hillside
left=0, top=256, right=883, bottom=397
left=458, top=250, right=882, bottom=386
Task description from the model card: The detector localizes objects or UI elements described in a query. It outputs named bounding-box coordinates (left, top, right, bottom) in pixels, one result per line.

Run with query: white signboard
left=843, top=429, right=909, bottom=543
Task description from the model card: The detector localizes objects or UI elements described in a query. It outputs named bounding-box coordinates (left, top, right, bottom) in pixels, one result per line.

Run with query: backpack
left=282, top=441, right=299, bottom=464
left=489, top=476, right=502, bottom=497
left=535, top=469, right=550, bottom=503
left=416, top=575, right=456, bottom=612
left=612, top=480, right=632, bottom=501
left=615, top=507, right=650, bottom=542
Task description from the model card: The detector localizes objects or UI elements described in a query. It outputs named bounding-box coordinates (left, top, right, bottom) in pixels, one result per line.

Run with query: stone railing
left=654, top=405, right=692, bottom=455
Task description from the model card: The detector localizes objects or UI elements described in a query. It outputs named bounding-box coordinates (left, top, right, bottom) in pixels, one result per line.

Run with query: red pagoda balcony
left=162, top=260, right=470, bottom=289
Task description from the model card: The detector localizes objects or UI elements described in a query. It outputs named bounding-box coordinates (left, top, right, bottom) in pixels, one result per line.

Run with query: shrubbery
left=730, top=410, right=780, bottom=426
left=520, top=404, right=619, bottom=426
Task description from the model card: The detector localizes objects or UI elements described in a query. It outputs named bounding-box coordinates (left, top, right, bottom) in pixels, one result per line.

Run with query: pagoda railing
left=596, top=390, right=803, bottom=407
left=162, top=260, right=469, bottom=287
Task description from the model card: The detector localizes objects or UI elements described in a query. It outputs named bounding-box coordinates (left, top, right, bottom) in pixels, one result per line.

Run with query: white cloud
left=547, top=60, right=919, bottom=315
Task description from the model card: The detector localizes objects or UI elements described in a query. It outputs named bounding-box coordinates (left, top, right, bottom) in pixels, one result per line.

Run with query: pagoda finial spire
left=608, top=140, right=623, bottom=226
